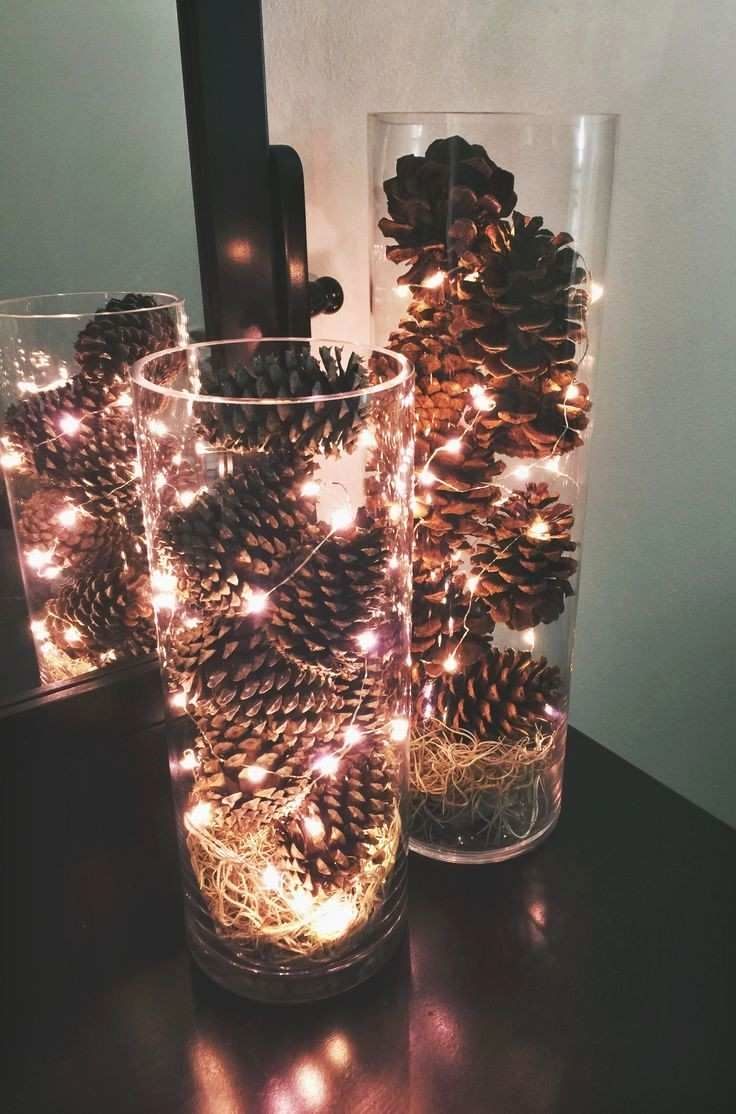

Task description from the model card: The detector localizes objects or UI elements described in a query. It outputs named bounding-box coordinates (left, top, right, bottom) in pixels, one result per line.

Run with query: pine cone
left=74, top=293, right=182, bottom=384
left=472, top=482, right=577, bottom=629
left=17, top=488, right=124, bottom=573
left=198, top=345, right=368, bottom=456
left=278, top=745, right=395, bottom=891
left=159, top=452, right=315, bottom=615
left=427, top=648, right=562, bottom=741
left=414, top=429, right=504, bottom=546
left=476, top=377, right=591, bottom=459
left=269, top=514, right=390, bottom=675
left=450, top=213, right=588, bottom=386
left=379, top=136, right=517, bottom=286
left=45, top=562, right=155, bottom=661
left=173, top=616, right=348, bottom=757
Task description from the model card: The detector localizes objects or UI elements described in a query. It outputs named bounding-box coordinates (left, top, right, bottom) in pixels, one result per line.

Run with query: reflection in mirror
left=0, top=292, right=186, bottom=706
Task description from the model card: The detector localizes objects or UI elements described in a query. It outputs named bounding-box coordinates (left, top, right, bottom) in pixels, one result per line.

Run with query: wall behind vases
left=1, top=1, right=733, bottom=824
left=269, top=0, right=736, bottom=827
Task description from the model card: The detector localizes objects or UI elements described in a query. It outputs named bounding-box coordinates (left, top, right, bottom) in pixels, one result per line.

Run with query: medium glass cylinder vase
left=370, top=113, right=617, bottom=862
left=132, top=338, right=413, bottom=1001
left=0, top=292, right=187, bottom=685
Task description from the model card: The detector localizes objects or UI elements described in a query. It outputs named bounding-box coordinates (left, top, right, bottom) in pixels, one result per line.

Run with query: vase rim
left=369, top=111, right=618, bottom=124
left=131, top=338, right=413, bottom=406
left=0, top=291, right=184, bottom=320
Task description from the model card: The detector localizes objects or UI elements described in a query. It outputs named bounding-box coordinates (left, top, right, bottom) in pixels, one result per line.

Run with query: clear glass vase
left=132, top=337, right=413, bottom=1001
left=0, top=292, right=187, bottom=685
left=369, top=113, right=617, bottom=862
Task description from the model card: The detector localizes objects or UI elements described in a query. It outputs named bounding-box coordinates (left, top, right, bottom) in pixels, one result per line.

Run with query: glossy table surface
left=7, top=726, right=734, bottom=1114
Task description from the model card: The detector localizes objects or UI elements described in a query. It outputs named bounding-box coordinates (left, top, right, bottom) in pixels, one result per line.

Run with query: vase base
left=409, top=804, right=561, bottom=865
left=186, top=896, right=407, bottom=1004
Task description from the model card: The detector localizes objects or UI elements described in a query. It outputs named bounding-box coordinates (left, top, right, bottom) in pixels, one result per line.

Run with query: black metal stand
left=176, top=0, right=341, bottom=340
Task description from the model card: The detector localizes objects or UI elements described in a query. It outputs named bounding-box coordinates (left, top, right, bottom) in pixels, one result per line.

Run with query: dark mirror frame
left=1, top=0, right=341, bottom=731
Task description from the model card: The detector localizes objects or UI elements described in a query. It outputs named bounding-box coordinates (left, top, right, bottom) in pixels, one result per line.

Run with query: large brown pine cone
left=159, top=452, right=315, bottom=615
left=379, top=136, right=517, bottom=286
left=450, top=213, right=588, bottom=386
left=475, top=376, right=591, bottom=459
left=426, top=647, right=562, bottom=741
left=278, top=745, right=395, bottom=891
left=45, top=562, right=155, bottom=662
left=414, top=429, right=504, bottom=546
left=472, top=482, right=577, bottom=629
left=5, top=294, right=183, bottom=510
left=17, top=488, right=124, bottom=574
left=172, top=615, right=348, bottom=757
left=74, top=293, right=182, bottom=383
left=269, top=514, right=390, bottom=675
left=198, top=345, right=368, bottom=456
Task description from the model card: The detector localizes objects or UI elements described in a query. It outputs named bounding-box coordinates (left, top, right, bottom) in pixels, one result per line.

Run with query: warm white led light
left=513, top=465, right=532, bottom=480
left=148, top=418, right=168, bottom=437
left=26, top=547, right=52, bottom=570
left=469, top=384, right=493, bottom=412
left=30, top=619, right=48, bottom=639
left=444, top=438, right=463, bottom=455
left=358, top=427, right=377, bottom=449
left=178, top=489, right=197, bottom=508
left=344, top=725, right=362, bottom=747
left=311, top=894, right=355, bottom=941
left=0, top=450, right=24, bottom=470
left=180, top=749, right=199, bottom=771
left=261, top=864, right=281, bottom=891
left=356, top=629, right=378, bottom=653
left=152, top=592, right=177, bottom=613
left=183, top=615, right=200, bottom=630
left=301, top=480, right=321, bottom=497
left=424, top=270, right=445, bottom=289
left=590, top=281, right=604, bottom=304
left=443, top=653, right=459, bottom=673
left=170, top=691, right=188, bottom=709
left=64, top=626, right=82, bottom=645
left=152, top=570, right=177, bottom=592
left=466, top=574, right=480, bottom=593
left=564, top=383, right=580, bottom=402
left=171, top=451, right=182, bottom=467
left=527, top=518, right=551, bottom=540
left=58, top=413, right=81, bottom=436
left=330, top=506, right=354, bottom=533
left=543, top=457, right=561, bottom=474
left=303, top=815, right=325, bottom=840
left=290, top=889, right=313, bottom=917
left=195, top=439, right=208, bottom=456
left=522, top=630, right=536, bottom=648
left=56, top=506, right=78, bottom=528
left=187, top=801, right=213, bottom=828
left=419, top=469, right=437, bottom=488
left=245, top=764, right=268, bottom=785
left=544, top=703, right=560, bottom=718
left=393, top=284, right=412, bottom=298
left=388, top=555, right=400, bottom=570
left=389, top=717, right=410, bottom=743
left=116, top=391, right=133, bottom=408
left=388, top=502, right=402, bottom=523
left=41, top=565, right=62, bottom=580
left=154, top=472, right=167, bottom=492
left=245, top=590, right=269, bottom=615
left=313, top=754, right=340, bottom=777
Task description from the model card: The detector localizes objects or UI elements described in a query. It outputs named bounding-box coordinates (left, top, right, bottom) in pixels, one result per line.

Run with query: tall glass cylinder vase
left=370, top=113, right=617, bottom=862
left=0, top=292, right=187, bottom=685
left=132, top=338, right=413, bottom=1001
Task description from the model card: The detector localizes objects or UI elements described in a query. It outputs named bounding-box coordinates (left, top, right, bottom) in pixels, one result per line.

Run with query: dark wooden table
left=5, top=725, right=734, bottom=1113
